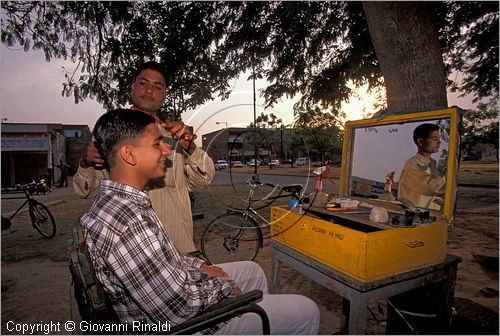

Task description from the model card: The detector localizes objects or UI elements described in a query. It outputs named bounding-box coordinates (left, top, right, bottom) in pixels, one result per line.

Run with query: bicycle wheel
left=29, top=201, right=56, bottom=238
left=201, top=213, right=263, bottom=265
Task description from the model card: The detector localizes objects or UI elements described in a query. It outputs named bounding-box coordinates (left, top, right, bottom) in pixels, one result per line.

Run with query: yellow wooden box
left=270, top=107, right=461, bottom=282
left=270, top=206, right=448, bottom=282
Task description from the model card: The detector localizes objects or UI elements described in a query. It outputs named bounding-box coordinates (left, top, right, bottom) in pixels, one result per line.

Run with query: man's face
left=135, top=123, right=171, bottom=179
left=418, top=130, right=441, bottom=154
left=131, top=69, right=167, bottom=115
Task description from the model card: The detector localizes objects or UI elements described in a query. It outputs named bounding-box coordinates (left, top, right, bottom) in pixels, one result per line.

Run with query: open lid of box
left=338, top=107, right=462, bottom=227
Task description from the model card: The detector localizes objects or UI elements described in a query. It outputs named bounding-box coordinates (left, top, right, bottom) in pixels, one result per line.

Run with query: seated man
left=81, top=109, right=320, bottom=334
left=398, top=123, right=446, bottom=210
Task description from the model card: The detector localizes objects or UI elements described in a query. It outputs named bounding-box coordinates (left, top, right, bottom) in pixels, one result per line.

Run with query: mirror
left=340, top=107, right=461, bottom=223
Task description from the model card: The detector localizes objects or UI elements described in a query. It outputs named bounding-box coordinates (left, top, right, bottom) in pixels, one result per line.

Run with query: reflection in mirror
left=350, top=119, right=450, bottom=213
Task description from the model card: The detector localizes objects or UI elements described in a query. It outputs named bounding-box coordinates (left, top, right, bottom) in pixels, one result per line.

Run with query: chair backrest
left=68, top=221, right=120, bottom=326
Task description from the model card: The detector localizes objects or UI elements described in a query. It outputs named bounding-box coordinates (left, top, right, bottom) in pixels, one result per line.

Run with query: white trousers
left=215, top=261, right=320, bottom=335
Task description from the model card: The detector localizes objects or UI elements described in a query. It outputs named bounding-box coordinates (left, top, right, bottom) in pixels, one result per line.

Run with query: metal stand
left=271, top=241, right=461, bottom=335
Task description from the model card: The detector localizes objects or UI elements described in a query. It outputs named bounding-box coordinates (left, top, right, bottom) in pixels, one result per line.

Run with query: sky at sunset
left=1, top=45, right=477, bottom=145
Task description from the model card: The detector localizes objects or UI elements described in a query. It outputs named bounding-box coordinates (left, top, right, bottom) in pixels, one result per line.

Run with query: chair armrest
left=169, top=289, right=270, bottom=335
left=203, top=289, right=263, bottom=313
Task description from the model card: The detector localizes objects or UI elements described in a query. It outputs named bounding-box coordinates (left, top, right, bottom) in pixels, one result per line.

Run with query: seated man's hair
left=93, top=109, right=156, bottom=167
left=413, top=123, right=440, bottom=145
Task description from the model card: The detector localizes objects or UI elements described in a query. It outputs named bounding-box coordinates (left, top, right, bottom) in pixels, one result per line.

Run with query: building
left=1, top=122, right=90, bottom=187
left=202, top=127, right=245, bottom=162
left=201, top=127, right=276, bottom=164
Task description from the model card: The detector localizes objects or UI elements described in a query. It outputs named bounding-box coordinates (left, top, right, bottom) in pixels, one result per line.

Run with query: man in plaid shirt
left=81, top=109, right=320, bottom=334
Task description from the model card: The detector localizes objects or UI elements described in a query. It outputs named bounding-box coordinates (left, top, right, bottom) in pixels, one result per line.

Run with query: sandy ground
left=1, top=180, right=498, bottom=334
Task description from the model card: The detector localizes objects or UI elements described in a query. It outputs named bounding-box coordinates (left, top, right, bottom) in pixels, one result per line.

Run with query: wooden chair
left=69, top=221, right=270, bottom=335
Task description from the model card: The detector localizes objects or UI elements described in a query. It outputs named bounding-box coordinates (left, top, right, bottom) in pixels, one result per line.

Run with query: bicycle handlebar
left=246, top=179, right=277, bottom=189
left=246, top=179, right=304, bottom=196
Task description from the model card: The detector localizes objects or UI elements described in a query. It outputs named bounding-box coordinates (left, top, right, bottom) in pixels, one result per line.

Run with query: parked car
left=214, top=160, right=229, bottom=170
left=268, top=159, right=280, bottom=168
left=295, top=157, right=309, bottom=166
left=246, top=159, right=262, bottom=166
left=230, top=160, right=243, bottom=168
left=283, top=159, right=293, bottom=165
left=463, top=152, right=480, bottom=161
left=328, top=156, right=342, bottom=165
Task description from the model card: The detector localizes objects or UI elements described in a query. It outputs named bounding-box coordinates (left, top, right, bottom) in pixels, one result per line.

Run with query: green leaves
left=1, top=1, right=497, bottom=121
left=438, top=1, right=499, bottom=102
left=462, top=98, right=499, bottom=155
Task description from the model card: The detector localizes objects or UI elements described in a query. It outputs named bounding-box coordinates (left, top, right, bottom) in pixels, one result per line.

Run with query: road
left=1, top=172, right=339, bottom=215
left=212, top=171, right=340, bottom=195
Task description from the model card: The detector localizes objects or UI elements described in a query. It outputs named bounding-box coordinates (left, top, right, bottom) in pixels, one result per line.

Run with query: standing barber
left=73, top=61, right=214, bottom=253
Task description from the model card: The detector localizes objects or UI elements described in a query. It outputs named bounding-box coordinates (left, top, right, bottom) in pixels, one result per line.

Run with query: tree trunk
left=363, top=5, right=452, bottom=331
left=363, top=2, right=448, bottom=113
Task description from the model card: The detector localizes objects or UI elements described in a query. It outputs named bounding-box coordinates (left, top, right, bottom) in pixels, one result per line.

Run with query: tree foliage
left=438, top=1, right=499, bottom=102
left=241, top=109, right=343, bottom=164
left=1, top=1, right=239, bottom=119
left=213, top=1, right=385, bottom=118
left=292, top=106, right=344, bottom=163
left=252, top=112, right=283, bottom=129
left=242, top=112, right=284, bottom=159
left=461, top=98, right=499, bottom=160
left=1, top=1, right=497, bottom=120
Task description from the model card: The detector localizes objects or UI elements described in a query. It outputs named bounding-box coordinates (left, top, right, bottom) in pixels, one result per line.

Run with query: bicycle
left=200, top=178, right=304, bottom=264
left=1, top=185, right=56, bottom=238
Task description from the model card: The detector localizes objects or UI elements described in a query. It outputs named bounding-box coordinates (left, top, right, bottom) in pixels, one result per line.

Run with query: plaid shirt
left=80, top=180, right=236, bottom=332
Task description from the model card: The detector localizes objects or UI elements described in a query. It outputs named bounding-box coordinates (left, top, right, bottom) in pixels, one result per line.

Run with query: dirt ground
left=1, top=176, right=498, bottom=334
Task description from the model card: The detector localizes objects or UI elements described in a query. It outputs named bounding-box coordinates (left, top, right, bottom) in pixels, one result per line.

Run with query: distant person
left=45, top=169, right=53, bottom=189
left=73, top=61, right=214, bottom=253
left=57, top=158, right=68, bottom=188
left=398, top=123, right=446, bottom=210
left=81, top=108, right=320, bottom=334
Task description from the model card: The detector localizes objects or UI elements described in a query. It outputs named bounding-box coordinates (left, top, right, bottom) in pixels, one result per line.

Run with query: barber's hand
left=160, top=121, right=197, bottom=154
left=80, top=141, right=105, bottom=168
left=200, top=264, right=230, bottom=279
left=179, top=133, right=197, bottom=155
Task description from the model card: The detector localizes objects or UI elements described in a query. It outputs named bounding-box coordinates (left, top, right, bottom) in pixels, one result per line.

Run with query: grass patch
left=2, top=162, right=496, bottom=262
left=224, top=162, right=499, bottom=186
left=458, top=162, right=499, bottom=186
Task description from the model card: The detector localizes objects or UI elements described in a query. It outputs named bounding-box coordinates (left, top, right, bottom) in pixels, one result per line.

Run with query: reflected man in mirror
left=398, top=123, right=446, bottom=210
